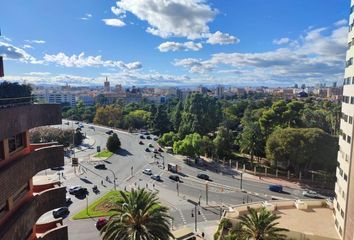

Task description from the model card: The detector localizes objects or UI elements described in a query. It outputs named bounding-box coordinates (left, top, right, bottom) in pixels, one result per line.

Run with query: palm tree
left=101, top=189, right=173, bottom=240
left=238, top=207, right=288, bottom=240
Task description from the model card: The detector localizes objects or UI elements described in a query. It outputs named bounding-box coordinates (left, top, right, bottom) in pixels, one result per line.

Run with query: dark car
left=145, top=148, right=151, bottom=152
left=268, top=184, right=283, bottom=193
left=151, top=174, right=161, bottom=181
left=96, top=217, right=108, bottom=231
left=140, top=135, right=145, bottom=139
left=153, top=149, right=159, bottom=154
left=94, top=164, right=106, bottom=170
left=197, top=173, right=210, bottom=181
left=106, top=130, right=113, bottom=135
left=75, top=187, right=88, bottom=196
left=153, top=137, right=158, bottom=141
left=139, top=141, right=144, bottom=145
left=53, top=207, right=70, bottom=218
left=169, top=175, right=180, bottom=182
left=75, top=121, right=79, bottom=124
left=158, top=147, right=164, bottom=152
left=51, top=166, right=64, bottom=171
left=146, top=135, right=151, bottom=140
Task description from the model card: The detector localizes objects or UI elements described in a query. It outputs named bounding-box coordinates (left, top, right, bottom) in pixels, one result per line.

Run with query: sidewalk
left=241, top=172, right=302, bottom=190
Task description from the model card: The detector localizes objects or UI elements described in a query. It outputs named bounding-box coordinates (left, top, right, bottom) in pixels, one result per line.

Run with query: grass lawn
left=94, top=150, right=113, bottom=158
left=72, top=190, right=120, bottom=220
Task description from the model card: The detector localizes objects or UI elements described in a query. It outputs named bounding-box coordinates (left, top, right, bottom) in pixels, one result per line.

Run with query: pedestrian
left=61, top=172, right=64, bottom=177
left=101, top=180, right=103, bottom=185
left=202, top=232, right=205, bottom=238
left=153, top=183, right=155, bottom=188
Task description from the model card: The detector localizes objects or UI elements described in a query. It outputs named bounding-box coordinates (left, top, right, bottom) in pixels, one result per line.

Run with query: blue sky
left=0, top=0, right=350, bottom=87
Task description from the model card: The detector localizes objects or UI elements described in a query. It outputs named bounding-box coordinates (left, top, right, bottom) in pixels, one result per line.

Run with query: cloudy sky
left=0, top=0, right=350, bottom=87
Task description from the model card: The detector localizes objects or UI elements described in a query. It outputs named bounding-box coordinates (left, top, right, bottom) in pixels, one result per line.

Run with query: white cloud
left=113, top=0, right=216, bottom=39
left=27, top=72, right=51, bottom=76
left=0, top=41, right=38, bottom=63
left=25, top=39, right=46, bottom=44
left=174, top=22, right=347, bottom=85
left=272, top=37, right=290, bottom=45
left=158, top=41, right=202, bottom=52
left=334, top=19, right=347, bottom=27
left=206, top=31, right=239, bottom=45
left=43, top=52, right=142, bottom=70
left=81, top=13, right=93, bottom=21
left=111, top=6, right=126, bottom=16
left=23, top=44, right=33, bottom=49
left=102, top=18, right=126, bottom=27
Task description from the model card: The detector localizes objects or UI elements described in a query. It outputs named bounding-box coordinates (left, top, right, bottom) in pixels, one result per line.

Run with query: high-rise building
left=334, top=1, right=354, bottom=238
left=104, top=77, right=110, bottom=92
left=215, top=85, right=224, bottom=98
left=0, top=55, right=67, bottom=239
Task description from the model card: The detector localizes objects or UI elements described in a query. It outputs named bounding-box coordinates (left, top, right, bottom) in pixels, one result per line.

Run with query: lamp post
left=239, top=171, right=243, bottom=190
left=187, top=199, right=199, bottom=232
left=107, top=169, right=117, bottom=190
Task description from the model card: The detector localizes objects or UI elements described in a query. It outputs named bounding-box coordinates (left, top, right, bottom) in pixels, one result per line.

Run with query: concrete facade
left=334, top=1, right=354, bottom=239
left=0, top=104, right=67, bottom=240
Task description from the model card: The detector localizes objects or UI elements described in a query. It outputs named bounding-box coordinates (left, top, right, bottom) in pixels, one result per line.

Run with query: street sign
left=72, top=157, right=78, bottom=167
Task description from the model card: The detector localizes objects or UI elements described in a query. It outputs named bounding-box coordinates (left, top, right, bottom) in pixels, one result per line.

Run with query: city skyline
left=0, top=0, right=350, bottom=87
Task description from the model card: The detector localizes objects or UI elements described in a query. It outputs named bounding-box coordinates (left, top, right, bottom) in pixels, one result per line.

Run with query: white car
left=142, top=169, right=152, bottom=175
left=302, top=190, right=320, bottom=198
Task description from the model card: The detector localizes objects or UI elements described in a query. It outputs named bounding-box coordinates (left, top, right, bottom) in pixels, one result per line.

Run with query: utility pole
left=176, top=182, right=179, bottom=196
left=205, top=181, right=209, bottom=205
left=131, top=166, right=134, bottom=176
left=239, top=171, right=243, bottom=190
left=187, top=199, right=198, bottom=232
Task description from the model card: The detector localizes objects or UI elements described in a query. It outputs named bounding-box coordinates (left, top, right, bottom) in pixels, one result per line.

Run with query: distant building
left=215, top=85, right=225, bottom=98
left=34, top=90, right=76, bottom=106
left=197, top=85, right=208, bottom=94
left=77, top=95, right=95, bottom=106
left=104, top=77, right=110, bottom=92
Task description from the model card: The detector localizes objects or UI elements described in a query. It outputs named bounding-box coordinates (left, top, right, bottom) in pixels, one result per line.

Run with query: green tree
left=106, top=133, right=121, bottom=153
left=158, top=131, right=178, bottom=147
left=124, top=110, right=151, bottom=129
left=172, top=101, right=183, bottom=131
left=0, top=81, right=32, bottom=105
left=239, top=207, right=288, bottom=240
left=94, top=105, right=123, bottom=127
left=238, top=122, right=265, bottom=163
left=101, top=189, right=172, bottom=240
left=213, top=126, right=233, bottom=159
left=153, top=105, right=171, bottom=135
left=173, top=133, right=203, bottom=157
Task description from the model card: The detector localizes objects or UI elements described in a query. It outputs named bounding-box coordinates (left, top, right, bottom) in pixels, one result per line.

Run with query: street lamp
left=238, top=171, right=243, bottom=190
left=107, top=169, right=117, bottom=190
left=187, top=199, right=199, bottom=232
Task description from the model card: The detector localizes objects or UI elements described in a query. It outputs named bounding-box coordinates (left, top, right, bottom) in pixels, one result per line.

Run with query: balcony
left=0, top=186, right=66, bottom=240
left=0, top=144, right=64, bottom=204
left=0, top=104, right=61, bottom=140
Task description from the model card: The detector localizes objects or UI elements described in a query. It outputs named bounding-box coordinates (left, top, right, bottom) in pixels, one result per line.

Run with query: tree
left=239, top=207, right=288, bottom=240
left=153, top=105, right=171, bottom=135
left=30, top=127, right=74, bottom=147
left=158, top=131, right=178, bottom=147
left=172, top=101, right=183, bottom=131
left=101, top=189, right=172, bottom=240
left=213, top=126, right=233, bottom=159
left=94, top=105, right=122, bottom=127
left=266, top=128, right=338, bottom=173
left=124, top=110, right=151, bottom=129
left=173, top=133, right=204, bottom=157
left=238, top=122, right=265, bottom=163
left=74, top=130, right=83, bottom=146
left=106, top=133, right=121, bottom=153
left=0, top=81, right=32, bottom=105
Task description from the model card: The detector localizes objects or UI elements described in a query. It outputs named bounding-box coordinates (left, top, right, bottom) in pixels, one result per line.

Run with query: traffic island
left=72, top=190, right=119, bottom=220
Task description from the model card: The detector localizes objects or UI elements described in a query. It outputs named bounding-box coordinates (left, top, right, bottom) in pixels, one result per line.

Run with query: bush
left=106, top=133, right=121, bottom=153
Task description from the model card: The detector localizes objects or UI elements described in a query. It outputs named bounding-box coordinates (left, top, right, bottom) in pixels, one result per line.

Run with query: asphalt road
left=36, top=120, right=312, bottom=239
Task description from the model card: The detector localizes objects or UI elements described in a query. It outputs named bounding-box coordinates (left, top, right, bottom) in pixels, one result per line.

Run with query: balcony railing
left=0, top=96, right=35, bottom=108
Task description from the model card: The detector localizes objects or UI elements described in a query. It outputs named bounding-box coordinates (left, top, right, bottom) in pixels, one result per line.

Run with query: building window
left=342, top=133, right=346, bottom=141
left=344, top=174, right=348, bottom=181
left=337, top=202, right=340, bottom=211
left=347, top=58, right=353, bottom=67
left=350, top=116, right=353, bottom=124
left=341, top=209, right=344, bottom=218
left=8, top=132, right=25, bottom=153
left=347, top=135, right=351, bottom=144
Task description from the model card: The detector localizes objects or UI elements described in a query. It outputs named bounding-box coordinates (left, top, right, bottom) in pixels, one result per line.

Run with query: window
left=347, top=58, right=353, bottom=67
left=337, top=202, right=340, bottom=211
left=350, top=116, right=353, bottom=124
left=341, top=209, right=344, bottom=218
left=339, top=167, right=343, bottom=177
left=351, top=97, right=354, bottom=104
left=352, top=77, right=354, bottom=84
left=8, top=133, right=25, bottom=153
left=348, top=135, right=351, bottom=144
left=344, top=174, right=348, bottom=181
left=342, top=133, right=347, bottom=141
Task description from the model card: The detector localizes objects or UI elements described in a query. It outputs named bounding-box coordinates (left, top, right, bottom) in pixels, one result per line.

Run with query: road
left=36, top=120, right=311, bottom=239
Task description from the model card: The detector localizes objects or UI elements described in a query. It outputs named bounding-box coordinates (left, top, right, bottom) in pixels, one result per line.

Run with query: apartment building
left=334, top=1, right=354, bottom=239
left=34, top=90, right=76, bottom=106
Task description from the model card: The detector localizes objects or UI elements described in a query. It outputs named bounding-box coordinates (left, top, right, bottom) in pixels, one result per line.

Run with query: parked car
left=79, top=124, right=84, bottom=128
left=169, top=175, right=180, bottom=182
left=139, top=141, right=144, bottom=145
left=53, top=207, right=69, bottom=218
left=148, top=143, right=153, bottom=148
left=302, top=190, right=320, bottom=198
left=106, top=130, right=113, bottom=135
left=153, top=149, right=159, bottom=154
left=268, top=184, right=283, bottom=193
left=143, top=168, right=152, bottom=175
left=51, top=166, right=63, bottom=171
left=75, top=187, right=88, bottom=196
left=96, top=217, right=108, bottom=231
left=94, top=164, right=106, bottom=170
left=140, top=135, right=145, bottom=139
left=158, top=147, right=163, bottom=152
left=88, top=126, right=95, bottom=130
left=75, top=121, right=79, bottom=124
left=151, top=174, right=161, bottom=181
left=153, top=137, right=158, bottom=141
left=146, top=135, right=151, bottom=140
left=69, top=186, right=82, bottom=194
left=197, top=173, right=210, bottom=181
left=144, top=132, right=150, bottom=135
left=64, top=122, right=70, bottom=125
left=145, top=148, right=151, bottom=152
